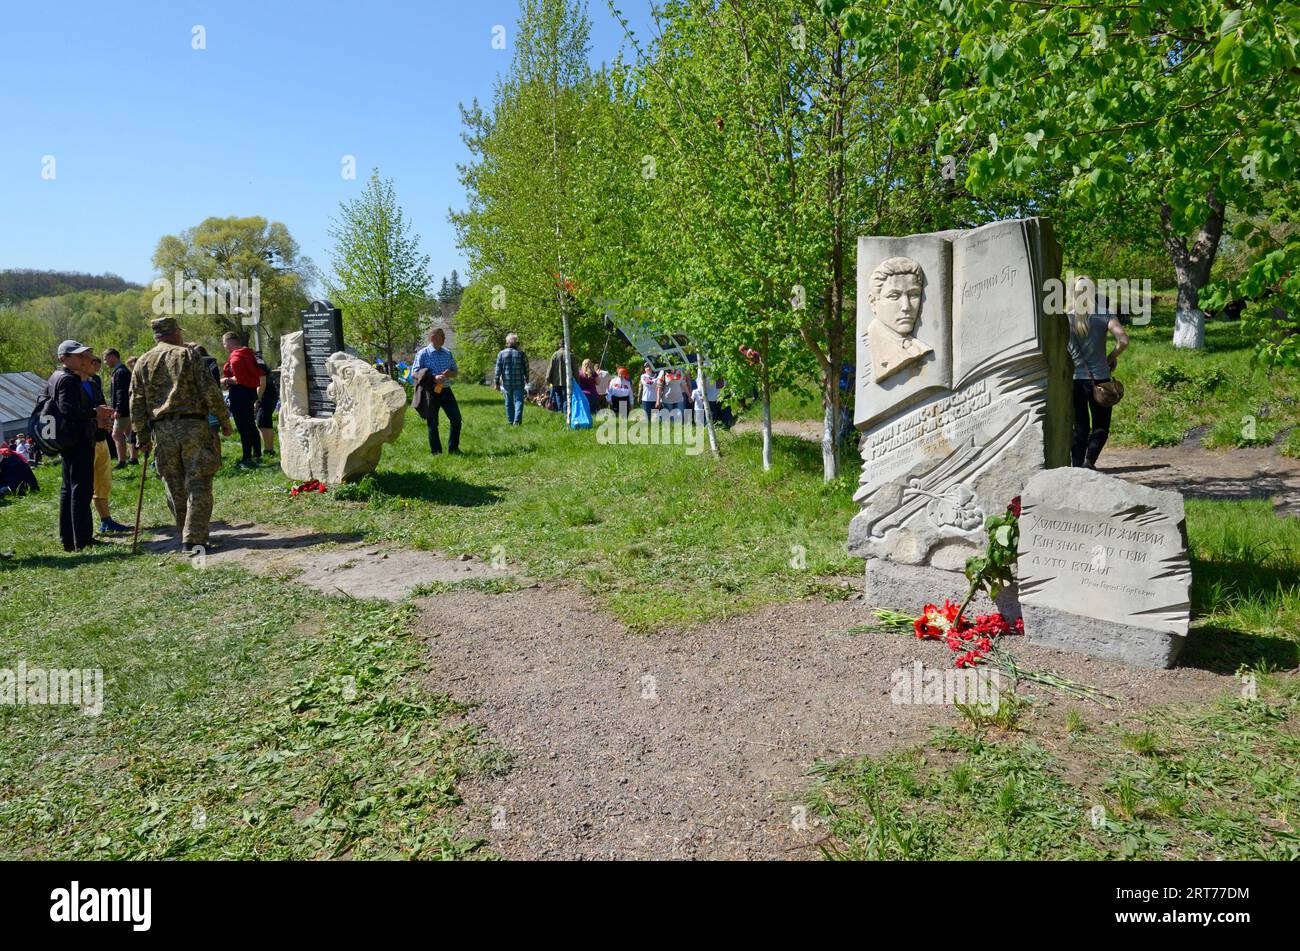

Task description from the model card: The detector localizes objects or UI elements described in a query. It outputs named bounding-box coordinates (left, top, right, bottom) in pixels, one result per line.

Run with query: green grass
left=800, top=493, right=1300, bottom=857
left=804, top=496, right=1300, bottom=861
left=0, top=393, right=859, bottom=858
left=0, top=524, right=498, bottom=858
left=757, top=386, right=825, bottom=422
left=193, top=385, right=861, bottom=631
left=1182, top=499, right=1300, bottom=672
left=807, top=671, right=1300, bottom=860
left=1109, top=290, right=1300, bottom=449
left=3, top=380, right=1298, bottom=861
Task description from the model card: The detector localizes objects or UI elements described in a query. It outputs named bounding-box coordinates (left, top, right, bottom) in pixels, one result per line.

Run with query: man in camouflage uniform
left=130, top=317, right=233, bottom=554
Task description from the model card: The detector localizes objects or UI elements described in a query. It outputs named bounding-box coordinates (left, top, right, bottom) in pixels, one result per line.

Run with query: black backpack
left=28, top=370, right=70, bottom=458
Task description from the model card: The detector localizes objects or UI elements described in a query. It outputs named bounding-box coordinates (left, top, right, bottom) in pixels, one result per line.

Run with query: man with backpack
left=38, top=340, right=112, bottom=551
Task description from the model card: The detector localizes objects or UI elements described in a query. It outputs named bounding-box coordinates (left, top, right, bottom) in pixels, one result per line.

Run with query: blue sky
left=0, top=0, right=651, bottom=290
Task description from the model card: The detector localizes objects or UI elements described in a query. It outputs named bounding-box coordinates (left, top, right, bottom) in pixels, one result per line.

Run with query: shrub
left=333, top=474, right=380, bottom=501
left=1188, top=366, right=1229, bottom=396
left=1149, top=362, right=1191, bottom=390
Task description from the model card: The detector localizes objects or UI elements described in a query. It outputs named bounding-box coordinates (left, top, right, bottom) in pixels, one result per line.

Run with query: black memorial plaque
left=301, top=300, right=344, bottom=418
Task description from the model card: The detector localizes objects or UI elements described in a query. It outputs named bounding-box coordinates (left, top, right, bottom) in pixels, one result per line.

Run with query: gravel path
left=420, top=584, right=1229, bottom=860
left=1099, top=445, right=1300, bottom=516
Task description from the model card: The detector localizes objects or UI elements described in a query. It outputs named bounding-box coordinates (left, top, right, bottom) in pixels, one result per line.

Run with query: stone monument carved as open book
left=849, top=218, right=1073, bottom=613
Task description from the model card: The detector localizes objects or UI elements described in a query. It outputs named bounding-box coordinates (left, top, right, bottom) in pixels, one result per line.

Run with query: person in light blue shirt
left=412, top=328, right=461, bottom=454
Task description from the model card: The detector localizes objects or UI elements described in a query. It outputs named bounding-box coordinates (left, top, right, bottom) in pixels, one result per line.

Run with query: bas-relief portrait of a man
left=865, top=256, right=934, bottom=383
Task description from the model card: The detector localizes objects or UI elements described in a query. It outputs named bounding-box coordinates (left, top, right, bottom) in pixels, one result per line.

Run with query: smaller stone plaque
left=1017, top=467, right=1192, bottom=668
left=301, top=300, right=344, bottom=418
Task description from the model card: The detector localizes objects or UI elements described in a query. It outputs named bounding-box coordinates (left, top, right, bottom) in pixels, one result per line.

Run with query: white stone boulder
left=278, top=331, right=406, bottom=484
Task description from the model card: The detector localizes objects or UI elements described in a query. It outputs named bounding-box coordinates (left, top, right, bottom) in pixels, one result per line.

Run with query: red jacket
left=223, top=346, right=264, bottom=389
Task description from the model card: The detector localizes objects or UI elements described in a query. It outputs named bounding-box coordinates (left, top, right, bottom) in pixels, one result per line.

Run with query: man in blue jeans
left=494, top=333, right=529, bottom=426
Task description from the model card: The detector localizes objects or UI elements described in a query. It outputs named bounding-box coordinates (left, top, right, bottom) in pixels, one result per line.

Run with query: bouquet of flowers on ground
left=289, top=479, right=327, bottom=497
left=868, top=497, right=1117, bottom=706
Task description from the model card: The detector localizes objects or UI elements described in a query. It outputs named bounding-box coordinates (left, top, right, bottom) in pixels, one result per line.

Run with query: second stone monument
left=278, top=300, right=407, bottom=484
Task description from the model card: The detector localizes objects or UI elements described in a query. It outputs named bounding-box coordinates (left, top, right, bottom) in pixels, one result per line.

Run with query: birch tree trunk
left=822, top=380, right=841, bottom=483
left=761, top=361, right=773, bottom=472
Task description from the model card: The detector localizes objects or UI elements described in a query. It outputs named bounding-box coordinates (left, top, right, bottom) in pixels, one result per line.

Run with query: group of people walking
left=407, top=329, right=733, bottom=460
left=537, top=343, right=728, bottom=426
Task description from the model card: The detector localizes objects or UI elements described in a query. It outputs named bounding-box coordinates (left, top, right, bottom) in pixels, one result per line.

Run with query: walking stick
left=131, top=447, right=151, bottom=554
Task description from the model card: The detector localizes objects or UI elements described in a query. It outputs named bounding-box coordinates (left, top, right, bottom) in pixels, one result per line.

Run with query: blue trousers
left=503, top=386, right=525, bottom=425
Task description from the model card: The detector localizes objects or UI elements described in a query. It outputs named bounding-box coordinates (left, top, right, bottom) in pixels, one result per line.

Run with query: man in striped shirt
left=412, top=327, right=461, bottom=455
left=493, top=333, right=529, bottom=426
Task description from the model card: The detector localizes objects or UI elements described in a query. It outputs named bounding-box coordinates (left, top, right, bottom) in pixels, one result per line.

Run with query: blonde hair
left=581, top=358, right=594, bottom=375
left=1070, top=276, right=1095, bottom=339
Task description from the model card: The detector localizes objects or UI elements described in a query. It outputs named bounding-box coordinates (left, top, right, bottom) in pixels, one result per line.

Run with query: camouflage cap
left=151, top=316, right=181, bottom=337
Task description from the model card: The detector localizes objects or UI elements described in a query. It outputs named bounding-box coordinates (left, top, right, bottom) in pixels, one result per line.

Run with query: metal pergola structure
left=596, top=299, right=719, bottom=456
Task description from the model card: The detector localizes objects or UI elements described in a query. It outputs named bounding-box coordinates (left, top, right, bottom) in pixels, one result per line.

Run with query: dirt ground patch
left=420, top=585, right=1230, bottom=860
left=1100, top=445, right=1300, bottom=516
left=138, top=520, right=516, bottom=599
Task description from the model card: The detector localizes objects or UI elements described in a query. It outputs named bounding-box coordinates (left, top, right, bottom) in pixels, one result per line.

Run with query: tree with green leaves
left=452, top=0, right=598, bottom=386
left=328, top=170, right=433, bottom=375
left=0, top=288, right=157, bottom=375
left=151, top=215, right=315, bottom=361
left=458, top=0, right=1059, bottom=474
left=599, top=0, right=976, bottom=476
left=824, top=0, right=1299, bottom=354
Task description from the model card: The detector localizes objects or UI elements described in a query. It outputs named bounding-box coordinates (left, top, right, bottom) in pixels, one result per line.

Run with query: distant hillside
left=0, top=269, right=143, bottom=306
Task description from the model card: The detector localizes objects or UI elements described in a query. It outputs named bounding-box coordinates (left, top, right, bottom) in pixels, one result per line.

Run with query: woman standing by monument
left=1068, top=277, right=1128, bottom=469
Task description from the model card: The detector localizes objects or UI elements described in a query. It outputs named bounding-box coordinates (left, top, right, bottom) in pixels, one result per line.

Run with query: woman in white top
left=607, top=367, right=633, bottom=418
left=639, top=363, right=659, bottom=423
